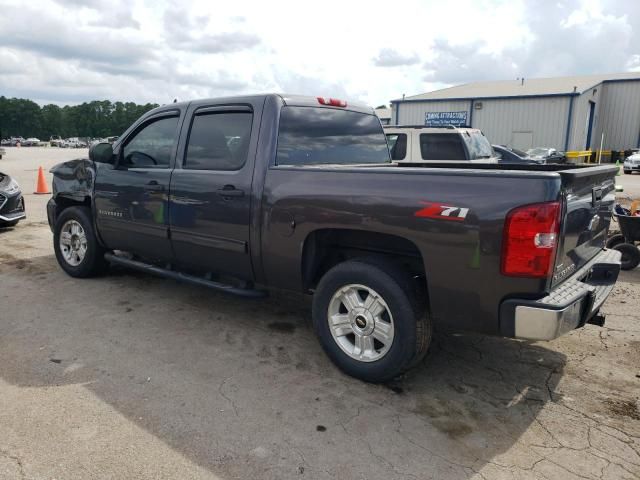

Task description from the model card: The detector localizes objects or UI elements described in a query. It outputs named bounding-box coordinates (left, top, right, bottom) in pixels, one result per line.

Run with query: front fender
left=50, top=158, right=95, bottom=202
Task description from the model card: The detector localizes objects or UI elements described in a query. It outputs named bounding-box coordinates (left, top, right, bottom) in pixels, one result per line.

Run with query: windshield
left=463, top=131, right=493, bottom=159
left=527, top=148, right=550, bottom=157
left=276, top=107, right=390, bottom=166
left=511, top=147, right=528, bottom=157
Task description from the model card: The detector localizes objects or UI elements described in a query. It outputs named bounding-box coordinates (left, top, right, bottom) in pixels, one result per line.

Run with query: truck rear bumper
left=500, top=249, right=621, bottom=340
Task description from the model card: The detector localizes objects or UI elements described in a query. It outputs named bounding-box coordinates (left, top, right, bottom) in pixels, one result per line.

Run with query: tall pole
left=598, top=132, right=604, bottom=164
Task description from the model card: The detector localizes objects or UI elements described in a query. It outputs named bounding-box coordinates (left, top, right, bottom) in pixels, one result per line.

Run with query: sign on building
left=425, top=111, right=468, bottom=127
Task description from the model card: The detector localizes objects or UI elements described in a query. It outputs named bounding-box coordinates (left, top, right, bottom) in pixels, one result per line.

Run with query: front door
left=94, top=112, right=181, bottom=261
left=169, top=103, right=257, bottom=280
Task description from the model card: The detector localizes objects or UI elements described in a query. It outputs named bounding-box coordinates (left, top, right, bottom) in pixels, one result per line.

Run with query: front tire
left=54, top=206, right=108, bottom=277
left=312, top=259, right=431, bottom=383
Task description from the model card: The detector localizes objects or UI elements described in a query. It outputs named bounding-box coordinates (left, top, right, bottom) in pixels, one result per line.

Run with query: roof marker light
left=317, top=97, right=347, bottom=107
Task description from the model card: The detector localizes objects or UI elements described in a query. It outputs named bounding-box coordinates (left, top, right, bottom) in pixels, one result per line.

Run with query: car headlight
left=3, top=178, right=20, bottom=195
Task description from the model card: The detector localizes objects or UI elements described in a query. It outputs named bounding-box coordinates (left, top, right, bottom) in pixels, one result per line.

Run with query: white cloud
left=0, top=0, right=638, bottom=107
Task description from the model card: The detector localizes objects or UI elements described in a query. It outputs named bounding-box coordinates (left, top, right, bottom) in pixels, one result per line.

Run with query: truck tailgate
left=552, top=165, right=618, bottom=287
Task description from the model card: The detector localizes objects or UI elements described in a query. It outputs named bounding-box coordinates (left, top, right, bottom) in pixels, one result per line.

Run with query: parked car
left=623, top=152, right=640, bottom=174
left=384, top=125, right=497, bottom=162
left=0, top=147, right=5, bottom=160
left=50, top=135, right=64, bottom=147
left=64, top=138, right=88, bottom=148
left=10, top=137, right=25, bottom=146
left=492, top=145, right=540, bottom=164
left=23, top=137, right=41, bottom=147
left=526, top=147, right=567, bottom=164
left=0, top=171, right=26, bottom=227
left=0, top=139, right=9, bottom=146
left=47, top=94, right=621, bottom=383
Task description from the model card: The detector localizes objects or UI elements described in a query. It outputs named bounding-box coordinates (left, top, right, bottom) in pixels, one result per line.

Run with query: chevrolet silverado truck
left=47, top=94, right=621, bottom=383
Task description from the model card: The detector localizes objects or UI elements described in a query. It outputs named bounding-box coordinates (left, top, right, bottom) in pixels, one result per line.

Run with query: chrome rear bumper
left=500, top=249, right=621, bottom=340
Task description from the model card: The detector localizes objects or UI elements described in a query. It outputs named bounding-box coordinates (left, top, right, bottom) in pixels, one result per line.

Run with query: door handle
left=217, top=185, right=244, bottom=198
left=144, top=181, right=165, bottom=192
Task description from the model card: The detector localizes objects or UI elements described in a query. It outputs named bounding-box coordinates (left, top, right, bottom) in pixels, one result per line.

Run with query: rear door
left=552, top=166, right=618, bottom=286
left=169, top=101, right=260, bottom=280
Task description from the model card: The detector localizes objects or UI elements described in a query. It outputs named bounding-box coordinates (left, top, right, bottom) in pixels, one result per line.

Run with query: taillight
left=317, top=97, right=347, bottom=107
left=501, top=201, right=561, bottom=278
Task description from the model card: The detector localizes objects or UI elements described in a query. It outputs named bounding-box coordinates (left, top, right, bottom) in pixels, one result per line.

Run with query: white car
left=623, top=153, right=640, bottom=174
left=23, top=137, right=41, bottom=147
left=384, top=125, right=498, bottom=163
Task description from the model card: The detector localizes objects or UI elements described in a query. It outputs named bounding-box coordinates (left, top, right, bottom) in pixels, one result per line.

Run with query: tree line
left=0, top=97, right=159, bottom=140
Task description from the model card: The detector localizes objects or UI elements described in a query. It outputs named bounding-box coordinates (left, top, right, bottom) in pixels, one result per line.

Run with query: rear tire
left=312, top=258, right=431, bottom=383
left=606, top=233, right=625, bottom=249
left=53, top=206, right=108, bottom=277
left=624, top=170, right=631, bottom=174
left=613, top=243, right=640, bottom=271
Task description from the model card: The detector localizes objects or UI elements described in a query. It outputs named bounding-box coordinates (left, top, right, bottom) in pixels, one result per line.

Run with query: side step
left=104, top=253, right=267, bottom=298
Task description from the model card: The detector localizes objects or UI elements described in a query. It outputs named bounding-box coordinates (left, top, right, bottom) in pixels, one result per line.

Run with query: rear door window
left=419, top=133, right=466, bottom=160
left=276, top=107, right=390, bottom=166
left=386, top=133, right=407, bottom=160
left=185, top=112, right=253, bottom=170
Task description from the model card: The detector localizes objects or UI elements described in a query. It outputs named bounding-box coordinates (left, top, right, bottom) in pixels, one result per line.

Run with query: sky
left=0, top=0, right=639, bottom=107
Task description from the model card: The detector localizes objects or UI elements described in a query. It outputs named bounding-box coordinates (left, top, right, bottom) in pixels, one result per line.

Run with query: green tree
left=0, top=97, right=158, bottom=139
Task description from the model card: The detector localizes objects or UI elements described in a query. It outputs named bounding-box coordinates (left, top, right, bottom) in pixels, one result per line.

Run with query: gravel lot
left=1, top=147, right=639, bottom=480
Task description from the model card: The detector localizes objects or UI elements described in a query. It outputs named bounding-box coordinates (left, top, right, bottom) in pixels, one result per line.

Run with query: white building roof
left=395, top=72, right=640, bottom=102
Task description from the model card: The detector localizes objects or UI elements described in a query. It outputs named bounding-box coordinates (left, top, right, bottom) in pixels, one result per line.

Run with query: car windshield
left=511, top=147, right=528, bottom=157
left=527, top=148, right=550, bottom=157
left=463, top=131, right=493, bottom=159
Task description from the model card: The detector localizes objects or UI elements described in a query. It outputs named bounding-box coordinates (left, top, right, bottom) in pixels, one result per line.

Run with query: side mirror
left=89, top=142, right=115, bottom=164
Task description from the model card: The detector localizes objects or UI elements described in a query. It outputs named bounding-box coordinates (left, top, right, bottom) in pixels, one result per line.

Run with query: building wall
left=593, top=81, right=640, bottom=150
left=393, top=100, right=471, bottom=125
left=472, top=97, right=570, bottom=150
left=566, top=86, right=602, bottom=151
left=392, top=79, right=640, bottom=152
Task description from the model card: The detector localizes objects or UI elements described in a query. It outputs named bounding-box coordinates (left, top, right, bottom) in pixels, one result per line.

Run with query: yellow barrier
left=566, top=150, right=592, bottom=163
left=565, top=150, right=613, bottom=163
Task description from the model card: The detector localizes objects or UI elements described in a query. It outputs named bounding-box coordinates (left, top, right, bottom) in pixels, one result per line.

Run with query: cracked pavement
left=0, top=148, right=639, bottom=479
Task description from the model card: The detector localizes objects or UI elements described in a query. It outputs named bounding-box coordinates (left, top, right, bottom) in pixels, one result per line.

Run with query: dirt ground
left=0, top=147, right=639, bottom=480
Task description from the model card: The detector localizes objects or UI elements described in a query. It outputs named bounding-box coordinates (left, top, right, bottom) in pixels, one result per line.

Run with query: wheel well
left=301, top=229, right=427, bottom=294
left=55, top=196, right=91, bottom=217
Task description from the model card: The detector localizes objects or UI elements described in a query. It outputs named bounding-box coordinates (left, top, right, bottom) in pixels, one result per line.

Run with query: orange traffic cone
left=34, top=166, right=51, bottom=194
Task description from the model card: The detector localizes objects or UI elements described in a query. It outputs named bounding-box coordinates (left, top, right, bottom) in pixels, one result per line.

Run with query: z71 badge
left=414, top=202, right=469, bottom=222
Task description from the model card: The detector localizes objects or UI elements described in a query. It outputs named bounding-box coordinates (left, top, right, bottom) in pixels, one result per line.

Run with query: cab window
left=386, top=133, right=407, bottom=160
left=184, top=112, right=253, bottom=170
left=276, top=107, right=390, bottom=166
left=122, top=116, right=179, bottom=168
left=419, top=133, right=466, bottom=160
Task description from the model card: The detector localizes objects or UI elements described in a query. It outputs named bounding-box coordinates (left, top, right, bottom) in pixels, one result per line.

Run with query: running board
left=104, top=253, right=267, bottom=298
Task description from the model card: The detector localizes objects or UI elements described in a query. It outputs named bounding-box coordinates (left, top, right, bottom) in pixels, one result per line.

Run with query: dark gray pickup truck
left=47, top=94, right=621, bottom=382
